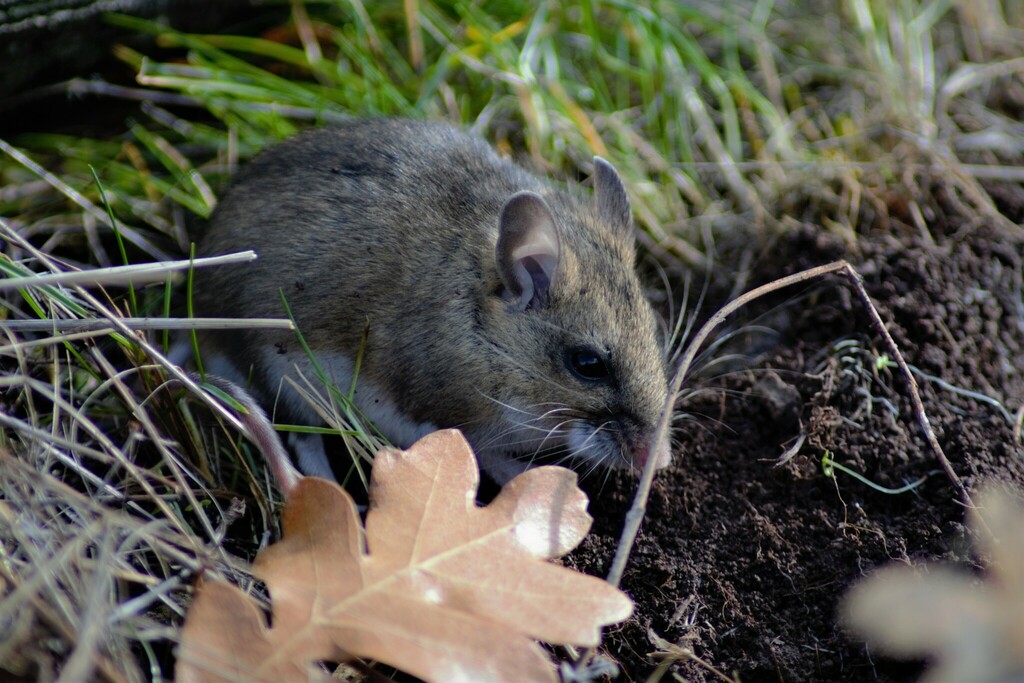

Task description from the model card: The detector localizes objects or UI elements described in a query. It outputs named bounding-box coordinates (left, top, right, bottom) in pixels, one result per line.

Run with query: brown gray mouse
left=191, top=118, right=671, bottom=483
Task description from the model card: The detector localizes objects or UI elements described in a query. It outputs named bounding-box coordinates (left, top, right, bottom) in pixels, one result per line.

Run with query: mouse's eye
left=568, top=349, right=609, bottom=381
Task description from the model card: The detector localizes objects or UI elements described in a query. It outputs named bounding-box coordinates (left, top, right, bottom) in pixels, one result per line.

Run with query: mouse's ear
left=496, top=191, right=561, bottom=312
left=593, top=156, right=633, bottom=239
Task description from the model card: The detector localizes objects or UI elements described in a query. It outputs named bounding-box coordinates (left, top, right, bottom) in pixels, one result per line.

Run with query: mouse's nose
left=631, top=434, right=671, bottom=471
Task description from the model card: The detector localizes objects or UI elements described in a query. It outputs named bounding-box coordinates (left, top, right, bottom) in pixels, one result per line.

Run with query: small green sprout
left=821, top=450, right=931, bottom=495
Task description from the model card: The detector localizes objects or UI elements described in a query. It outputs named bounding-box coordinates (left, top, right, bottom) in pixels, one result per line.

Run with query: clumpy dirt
left=569, top=207, right=1024, bottom=681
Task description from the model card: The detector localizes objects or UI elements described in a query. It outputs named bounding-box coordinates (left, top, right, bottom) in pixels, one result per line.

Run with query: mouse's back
left=194, top=119, right=671, bottom=483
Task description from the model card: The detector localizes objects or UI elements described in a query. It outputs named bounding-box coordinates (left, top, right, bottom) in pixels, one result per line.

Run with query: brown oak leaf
left=176, top=429, right=633, bottom=683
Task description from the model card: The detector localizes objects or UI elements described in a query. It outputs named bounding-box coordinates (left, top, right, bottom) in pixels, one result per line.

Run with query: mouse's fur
left=193, top=119, right=670, bottom=483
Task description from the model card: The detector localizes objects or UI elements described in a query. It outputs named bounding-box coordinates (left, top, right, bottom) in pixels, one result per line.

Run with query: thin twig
left=2, top=317, right=294, bottom=332
left=606, top=260, right=974, bottom=591
left=840, top=264, right=973, bottom=509
left=0, top=252, right=257, bottom=291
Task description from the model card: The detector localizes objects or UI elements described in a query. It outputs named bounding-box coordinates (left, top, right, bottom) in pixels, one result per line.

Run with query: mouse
left=190, top=118, right=671, bottom=484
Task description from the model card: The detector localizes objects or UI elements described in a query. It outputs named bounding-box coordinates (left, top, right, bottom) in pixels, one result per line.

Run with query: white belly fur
left=271, top=347, right=439, bottom=476
left=178, top=340, right=437, bottom=479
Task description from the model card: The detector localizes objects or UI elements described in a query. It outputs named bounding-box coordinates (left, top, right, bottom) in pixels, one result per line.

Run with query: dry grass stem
left=0, top=250, right=257, bottom=291
left=1, top=317, right=294, bottom=332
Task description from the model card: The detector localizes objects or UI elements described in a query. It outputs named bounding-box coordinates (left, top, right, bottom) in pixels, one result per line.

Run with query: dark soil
left=569, top=207, right=1024, bottom=681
